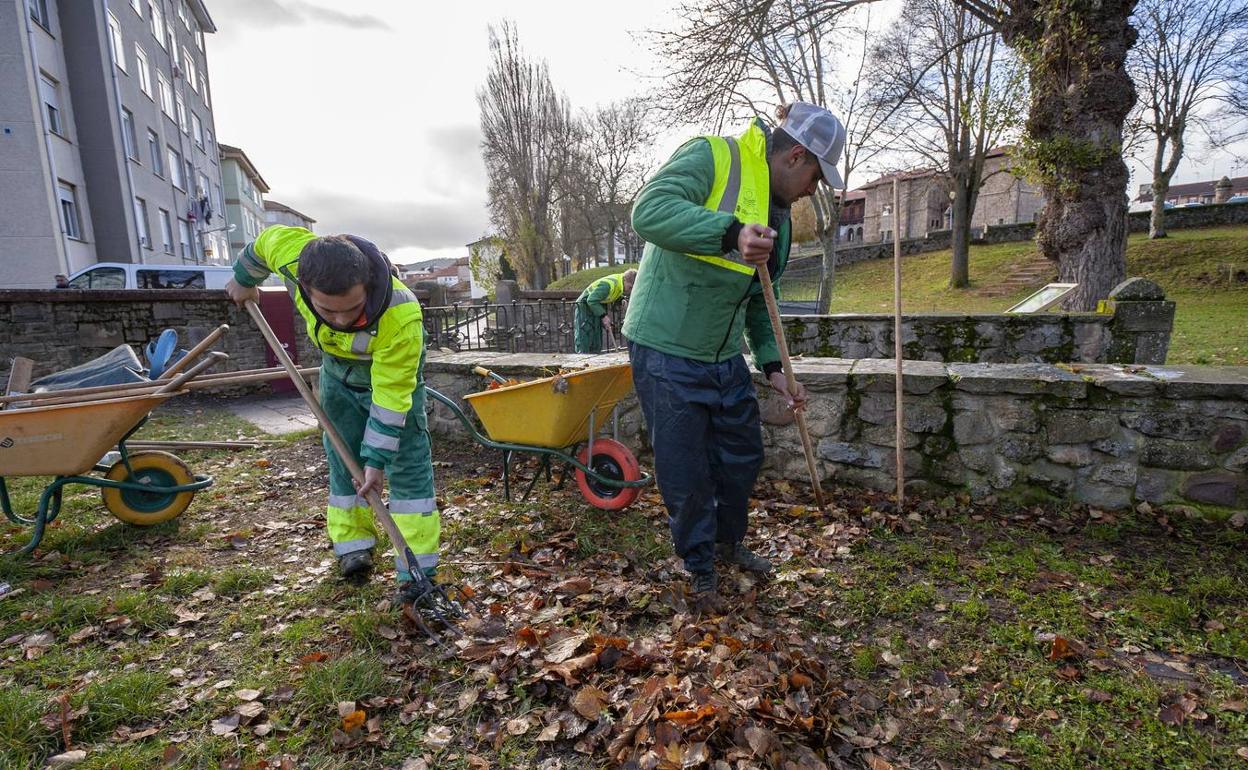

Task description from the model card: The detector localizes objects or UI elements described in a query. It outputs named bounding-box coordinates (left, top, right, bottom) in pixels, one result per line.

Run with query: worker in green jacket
left=225, top=226, right=441, bottom=610
left=622, top=102, right=845, bottom=611
left=574, top=269, right=637, bottom=353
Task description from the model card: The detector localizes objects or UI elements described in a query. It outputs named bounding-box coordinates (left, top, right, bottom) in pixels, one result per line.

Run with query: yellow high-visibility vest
left=686, top=121, right=771, bottom=276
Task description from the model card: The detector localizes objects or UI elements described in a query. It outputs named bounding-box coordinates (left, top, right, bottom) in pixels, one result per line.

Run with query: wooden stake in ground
left=243, top=300, right=420, bottom=576
left=754, top=264, right=827, bottom=512
left=892, top=178, right=906, bottom=510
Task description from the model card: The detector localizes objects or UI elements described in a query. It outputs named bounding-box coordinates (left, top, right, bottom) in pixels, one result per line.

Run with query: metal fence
left=422, top=300, right=626, bottom=354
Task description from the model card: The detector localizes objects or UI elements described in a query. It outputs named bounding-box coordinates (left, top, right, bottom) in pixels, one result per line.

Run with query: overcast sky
left=204, top=0, right=1248, bottom=265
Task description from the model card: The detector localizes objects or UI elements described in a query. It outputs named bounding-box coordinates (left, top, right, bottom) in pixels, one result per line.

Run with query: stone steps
left=978, top=256, right=1056, bottom=297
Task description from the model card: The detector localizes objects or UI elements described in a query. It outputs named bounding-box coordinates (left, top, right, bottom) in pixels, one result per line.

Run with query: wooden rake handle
left=754, top=265, right=827, bottom=512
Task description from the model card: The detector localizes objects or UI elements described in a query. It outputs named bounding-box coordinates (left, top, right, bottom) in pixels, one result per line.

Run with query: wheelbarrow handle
left=473, top=366, right=509, bottom=386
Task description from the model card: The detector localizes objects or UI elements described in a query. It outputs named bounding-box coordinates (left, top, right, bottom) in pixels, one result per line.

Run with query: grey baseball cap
left=780, top=102, right=846, bottom=189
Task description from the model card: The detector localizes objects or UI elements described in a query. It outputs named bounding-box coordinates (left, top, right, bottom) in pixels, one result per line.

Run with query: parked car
left=1225, top=194, right=1248, bottom=204
left=64, top=263, right=277, bottom=290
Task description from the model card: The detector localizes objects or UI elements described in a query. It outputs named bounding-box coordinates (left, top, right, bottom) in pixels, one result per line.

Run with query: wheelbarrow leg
left=0, top=478, right=13, bottom=525
left=15, top=477, right=70, bottom=555
left=501, top=450, right=512, bottom=501
left=521, top=456, right=549, bottom=502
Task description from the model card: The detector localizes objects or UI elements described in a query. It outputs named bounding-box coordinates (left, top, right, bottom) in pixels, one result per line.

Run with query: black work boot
left=338, top=549, right=373, bottom=582
left=689, top=570, right=726, bottom=615
left=716, top=541, right=773, bottom=575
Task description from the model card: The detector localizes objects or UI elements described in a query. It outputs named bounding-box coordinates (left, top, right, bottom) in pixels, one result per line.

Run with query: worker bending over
left=574, top=269, right=637, bottom=353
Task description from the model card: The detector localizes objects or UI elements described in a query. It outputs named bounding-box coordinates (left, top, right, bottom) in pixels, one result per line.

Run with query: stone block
left=959, top=446, right=996, bottom=473
left=1092, top=433, right=1138, bottom=458
left=1181, top=472, right=1247, bottom=508
left=1109, top=277, right=1166, bottom=301
left=903, top=401, right=948, bottom=433
left=1025, top=460, right=1075, bottom=496
left=1140, top=439, right=1215, bottom=470
left=948, top=362, right=1087, bottom=398
left=1212, top=424, right=1246, bottom=453
left=1136, top=467, right=1182, bottom=504
left=860, top=424, right=921, bottom=449
left=1109, top=300, right=1176, bottom=332
left=816, top=440, right=889, bottom=469
left=76, top=322, right=125, bottom=348
left=1120, top=410, right=1216, bottom=440
left=1073, top=481, right=1134, bottom=510
left=923, top=434, right=956, bottom=457
left=1047, top=444, right=1095, bottom=467
left=856, top=392, right=895, bottom=426
left=1091, top=462, right=1137, bottom=488
left=998, top=434, right=1043, bottom=463
left=953, top=411, right=996, bottom=445
left=1046, top=411, right=1117, bottom=443
left=1225, top=446, right=1248, bottom=474
left=989, top=400, right=1041, bottom=433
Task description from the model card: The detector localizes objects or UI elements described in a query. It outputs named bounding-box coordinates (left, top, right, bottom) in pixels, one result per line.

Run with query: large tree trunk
left=1149, top=185, right=1168, bottom=239
left=1004, top=0, right=1138, bottom=311
left=949, top=181, right=973, bottom=288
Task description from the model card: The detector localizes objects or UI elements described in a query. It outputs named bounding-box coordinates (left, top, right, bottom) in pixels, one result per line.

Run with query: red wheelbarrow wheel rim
left=575, top=439, right=641, bottom=511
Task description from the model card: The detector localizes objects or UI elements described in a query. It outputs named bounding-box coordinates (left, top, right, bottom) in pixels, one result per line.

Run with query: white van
left=65, top=262, right=248, bottom=290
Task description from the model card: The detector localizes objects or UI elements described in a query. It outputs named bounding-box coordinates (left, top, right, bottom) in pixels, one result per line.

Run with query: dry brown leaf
left=1047, top=635, right=1078, bottom=661
left=682, top=741, right=709, bottom=767
left=235, top=701, right=265, bottom=721
left=864, top=753, right=894, bottom=770
left=424, top=724, right=453, bottom=748
left=234, top=689, right=262, bottom=702
left=536, top=721, right=561, bottom=742
left=210, top=714, right=239, bottom=736
left=545, top=632, right=590, bottom=664
left=554, top=577, right=593, bottom=596
left=505, top=716, right=532, bottom=736
left=988, top=746, right=1009, bottom=759
left=571, top=686, right=609, bottom=720
left=744, top=725, right=774, bottom=756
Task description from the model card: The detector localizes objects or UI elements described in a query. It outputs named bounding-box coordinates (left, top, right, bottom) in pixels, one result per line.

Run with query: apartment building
left=264, top=199, right=316, bottom=232
left=218, top=143, right=267, bottom=260
left=0, top=0, right=226, bottom=286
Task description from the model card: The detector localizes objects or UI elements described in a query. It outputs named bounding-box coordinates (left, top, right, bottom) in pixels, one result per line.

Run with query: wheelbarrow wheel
left=102, top=451, right=195, bottom=526
left=575, top=439, right=641, bottom=511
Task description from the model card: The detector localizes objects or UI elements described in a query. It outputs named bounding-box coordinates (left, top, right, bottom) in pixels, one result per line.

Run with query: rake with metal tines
left=243, top=300, right=464, bottom=646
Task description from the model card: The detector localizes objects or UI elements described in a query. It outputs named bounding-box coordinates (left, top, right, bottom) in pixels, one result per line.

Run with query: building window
left=158, top=208, right=174, bottom=253
left=38, top=75, right=62, bottom=136
left=184, top=50, right=199, bottom=93
left=148, top=130, right=163, bottom=175
left=196, top=172, right=210, bottom=200
left=168, top=147, right=184, bottom=188
left=108, top=12, right=127, bottom=72
left=149, top=1, right=165, bottom=48
left=175, top=93, right=187, bottom=132
left=213, top=183, right=224, bottom=217
left=177, top=1, right=189, bottom=30
left=134, top=196, right=151, bottom=248
left=191, top=113, right=203, bottom=149
left=29, top=0, right=50, bottom=30
left=58, top=181, right=81, bottom=240
left=178, top=219, right=192, bottom=258
left=205, top=129, right=214, bottom=158
left=121, top=108, right=138, bottom=160
left=130, top=0, right=142, bottom=15
left=157, top=72, right=173, bottom=116
left=135, top=45, right=152, bottom=96
left=196, top=25, right=205, bottom=51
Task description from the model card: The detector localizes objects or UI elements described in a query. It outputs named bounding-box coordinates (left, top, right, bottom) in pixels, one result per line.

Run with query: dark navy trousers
left=628, top=341, right=765, bottom=575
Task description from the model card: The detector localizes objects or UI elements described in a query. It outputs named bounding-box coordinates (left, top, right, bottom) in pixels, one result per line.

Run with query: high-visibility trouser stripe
left=390, top=497, right=437, bottom=515
left=333, top=537, right=376, bottom=556
left=369, top=403, right=407, bottom=428
left=239, top=246, right=269, bottom=280
left=362, top=426, right=399, bottom=452
left=686, top=253, right=755, bottom=275
left=328, top=494, right=360, bottom=509
left=395, top=552, right=439, bottom=572
left=717, top=136, right=741, bottom=214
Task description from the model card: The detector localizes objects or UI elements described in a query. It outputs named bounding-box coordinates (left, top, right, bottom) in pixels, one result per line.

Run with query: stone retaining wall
left=0, top=289, right=319, bottom=388
left=784, top=278, right=1175, bottom=364
left=423, top=351, right=1248, bottom=518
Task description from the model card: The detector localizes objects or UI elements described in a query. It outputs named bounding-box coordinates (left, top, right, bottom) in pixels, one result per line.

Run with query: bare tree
left=1127, top=0, right=1248, bottom=238
left=650, top=0, right=896, bottom=311
left=478, top=21, right=577, bottom=288
left=585, top=98, right=657, bottom=265
left=872, top=0, right=1025, bottom=288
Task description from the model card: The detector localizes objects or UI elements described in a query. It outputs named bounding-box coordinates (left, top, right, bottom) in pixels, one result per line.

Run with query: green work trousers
left=320, top=355, right=440, bottom=580
left=574, top=301, right=605, bottom=354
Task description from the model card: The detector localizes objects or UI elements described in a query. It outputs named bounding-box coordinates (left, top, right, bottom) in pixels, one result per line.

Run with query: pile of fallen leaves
left=417, top=479, right=886, bottom=770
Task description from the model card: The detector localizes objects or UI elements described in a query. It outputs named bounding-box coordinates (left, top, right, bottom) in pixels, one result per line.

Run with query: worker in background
left=622, top=102, right=845, bottom=611
left=574, top=269, right=637, bottom=353
left=54, top=274, right=70, bottom=288
left=224, top=226, right=441, bottom=610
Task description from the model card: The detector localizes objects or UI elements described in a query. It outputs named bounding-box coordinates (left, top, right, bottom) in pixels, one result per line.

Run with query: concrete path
left=229, top=395, right=319, bottom=435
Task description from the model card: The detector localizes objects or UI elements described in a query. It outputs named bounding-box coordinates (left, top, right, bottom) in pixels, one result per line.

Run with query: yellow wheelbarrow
left=428, top=363, right=651, bottom=510
left=1, top=355, right=223, bottom=555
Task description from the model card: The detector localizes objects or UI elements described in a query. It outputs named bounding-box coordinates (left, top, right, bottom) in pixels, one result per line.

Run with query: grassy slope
left=546, top=263, right=640, bottom=291
left=788, top=225, right=1248, bottom=365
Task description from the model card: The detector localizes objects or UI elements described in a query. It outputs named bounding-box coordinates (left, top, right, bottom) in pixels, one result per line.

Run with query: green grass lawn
left=786, top=226, right=1248, bottom=365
